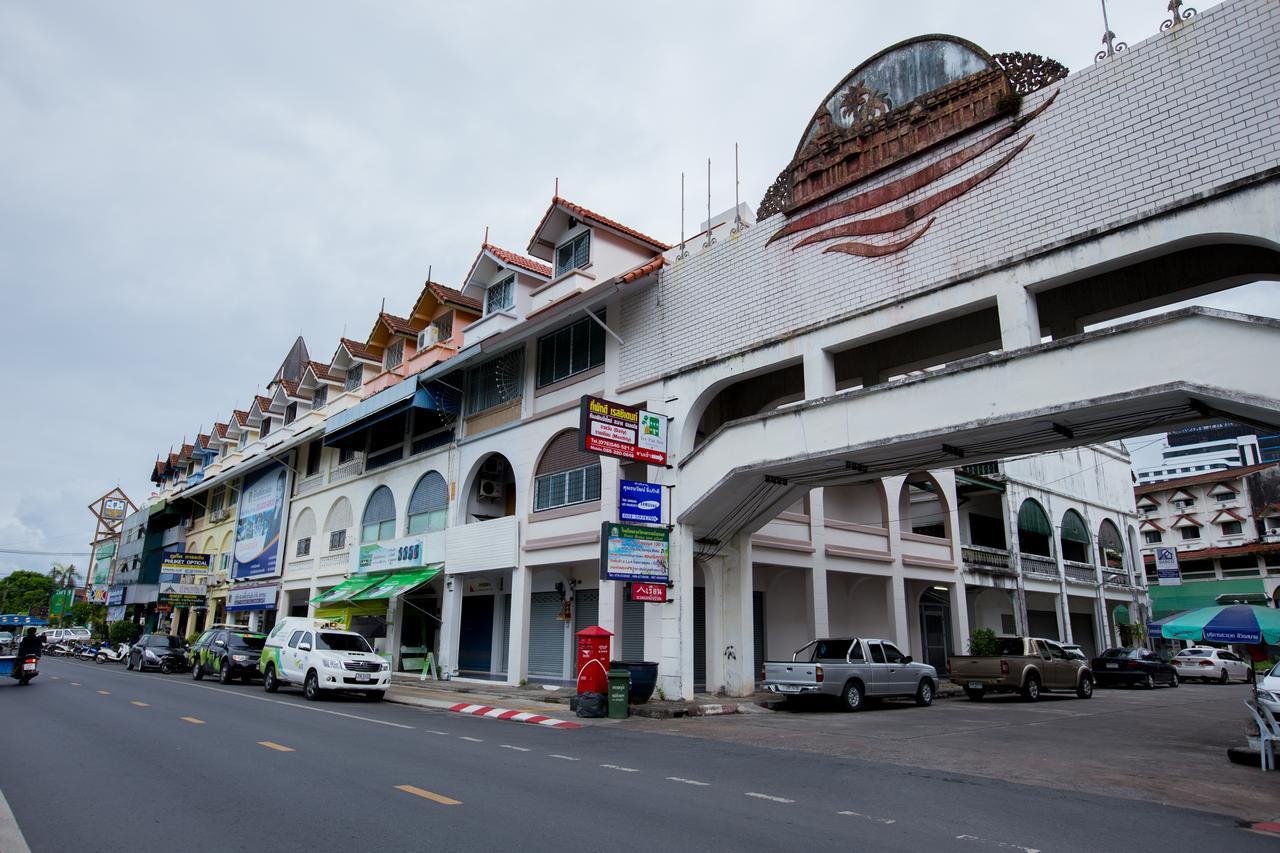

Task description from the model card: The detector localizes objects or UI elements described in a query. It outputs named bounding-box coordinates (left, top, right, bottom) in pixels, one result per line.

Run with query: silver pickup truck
left=763, top=637, right=938, bottom=711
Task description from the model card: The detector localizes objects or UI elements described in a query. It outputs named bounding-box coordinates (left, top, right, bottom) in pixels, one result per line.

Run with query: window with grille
left=339, top=445, right=358, bottom=465
left=328, top=529, right=347, bottom=551
left=209, top=487, right=224, bottom=514
left=362, top=486, right=397, bottom=542
left=345, top=365, right=363, bottom=392
left=260, top=418, right=271, bottom=437
left=433, top=312, right=454, bottom=342
left=296, top=537, right=311, bottom=557
left=537, top=310, right=605, bottom=387
left=284, top=402, right=297, bottom=424
left=533, top=431, right=602, bottom=512
left=312, top=384, right=328, bottom=408
left=384, top=339, right=404, bottom=370
left=466, top=349, right=524, bottom=414
left=1220, top=520, right=1243, bottom=536
left=554, top=231, right=590, bottom=277
left=485, top=275, right=515, bottom=315
left=304, top=440, right=322, bottom=477
left=1144, top=530, right=1162, bottom=544
left=227, top=480, right=239, bottom=506
left=407, top=471, right=449, bottom=534
left=1180, top=526, right=1201, bottom=540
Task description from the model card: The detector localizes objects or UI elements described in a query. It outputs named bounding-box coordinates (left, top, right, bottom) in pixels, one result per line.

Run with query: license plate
left=1105, top=663, right=1118, bottom=669
left=23, top=663, right=36, bottom=672
left=356, top=673, right=370, bottom=683
left=967, top=681, right=983, bottom=689
left=777, top=685, right=801, bottom=693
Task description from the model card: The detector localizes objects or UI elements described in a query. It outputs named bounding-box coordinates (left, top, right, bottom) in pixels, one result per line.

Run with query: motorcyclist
left=13, top=628, right=41, bottom=679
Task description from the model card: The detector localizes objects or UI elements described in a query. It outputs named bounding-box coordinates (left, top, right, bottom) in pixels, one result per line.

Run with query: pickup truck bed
left=948, top=637, right=1093, bottom=702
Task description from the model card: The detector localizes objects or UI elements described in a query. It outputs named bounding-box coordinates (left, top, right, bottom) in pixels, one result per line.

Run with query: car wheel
left=1076, top=675, right=1093, bottom=699
left=914, top=679, right=934, bottom=707
left=1143, top=673, right=1155, bottom=690
left=304, top=671, right=321, bottom=701
left=219, top=660, right=233, bottom=685
left=964, top=688, right=983, bottom=701
left=365, top=691, right=384, bottom=702
left=263, top=665, right=279, bottom=693
left=1169, top=671, right=1179, bottom=688
left=1219, top=668, right=1230, bottom=685
left=160, top=659, right=175, bottom=675
left=192, top=661, right=204, bottom=681
left=840, top=680, right=864, bottom=712
left=1021, top=676, right=1041, bottom=702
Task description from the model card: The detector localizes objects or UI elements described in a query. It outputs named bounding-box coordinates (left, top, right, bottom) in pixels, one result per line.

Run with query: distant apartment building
left=1129, top=422, right=1278, bottom=485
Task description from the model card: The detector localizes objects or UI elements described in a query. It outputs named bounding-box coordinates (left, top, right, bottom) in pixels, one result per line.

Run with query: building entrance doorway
left=919, top=588, right=952, bottom=674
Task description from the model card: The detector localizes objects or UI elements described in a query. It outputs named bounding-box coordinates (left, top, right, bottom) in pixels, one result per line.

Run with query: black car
left=1091, top=647, right=1179, bottom=688
left=190, top=628, right=267, bottom=684
left=128, top=634, right=189, bottom=673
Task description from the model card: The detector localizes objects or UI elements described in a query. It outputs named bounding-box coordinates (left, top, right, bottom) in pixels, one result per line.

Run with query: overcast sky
left=3, top=0, right=1272, bottom=578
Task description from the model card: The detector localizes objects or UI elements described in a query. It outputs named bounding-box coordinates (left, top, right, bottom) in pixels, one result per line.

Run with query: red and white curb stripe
left=449, top=703, right=582, bottom=729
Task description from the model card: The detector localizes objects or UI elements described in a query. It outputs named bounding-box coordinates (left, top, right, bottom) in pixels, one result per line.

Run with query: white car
left=259, top=617, right=390, bottom=701
left=1170, top=647, right=1253, bottom=684
left=1258, top=663, right=1280, bottom=716
left=40, top=627, right=91, bottom=646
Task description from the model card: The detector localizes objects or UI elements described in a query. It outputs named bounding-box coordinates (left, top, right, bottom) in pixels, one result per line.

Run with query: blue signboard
left=232, top=461, right=290, bottom=580
left=619, top=480, right=663, bottom=525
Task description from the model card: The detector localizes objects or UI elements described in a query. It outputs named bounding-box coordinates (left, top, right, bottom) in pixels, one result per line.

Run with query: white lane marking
left=0, top=787, right=32, bottom=853
left=549, top=754, right=579, bottom=761
left=500, top=744, right=531, bottom=752
left=745, top=792, right=795, bottom=804
left=838, top=810, right=896, bottom=825
left=425, top=729, right=451, bottom=736
left=956, top=835, right=1040, bottom=853
left=600, top=764, right=639, bottom=772
left=459, top=736, right=484, bottom=743
left=666, top=777, right=710, bottom=786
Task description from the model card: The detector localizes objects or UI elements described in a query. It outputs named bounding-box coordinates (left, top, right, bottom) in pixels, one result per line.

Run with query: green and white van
left=259, top=617, right=389, bottom=701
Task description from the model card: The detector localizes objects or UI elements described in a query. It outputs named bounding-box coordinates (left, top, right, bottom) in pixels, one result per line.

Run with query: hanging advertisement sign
left=158, top=552, right=211, bottom=607
left=108, top=586, right=126, bottom=606
left=91, top=541, right=116, bottom=586
left=88, top=586, right=109, bottom=605
left=1154, top=547, right=1181, bottom=586
left=50, top=589, right=75, bottom=618
left=579, top=396, right=668, bottom=465
left=106, top=605, right=126, bottom=622
left=629, top=581, right=668, bottom=603
left=619, top=480, right=663, bottom=525
left=232, top=460, right=290, bottom=580
left=600, top=522, right=669, bottom=583
left=103, top=497, right=128, bottom=521
left=226, top=583, right=278, bottom=612
left=354, top=533, right=436, bottom=574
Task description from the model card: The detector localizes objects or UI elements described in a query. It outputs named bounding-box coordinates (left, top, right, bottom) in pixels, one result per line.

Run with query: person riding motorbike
left=13, top=628, right=42, bottom=679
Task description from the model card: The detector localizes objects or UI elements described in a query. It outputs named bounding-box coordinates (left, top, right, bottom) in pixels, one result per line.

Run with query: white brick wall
left=619, top=0, right=1280, bottom=385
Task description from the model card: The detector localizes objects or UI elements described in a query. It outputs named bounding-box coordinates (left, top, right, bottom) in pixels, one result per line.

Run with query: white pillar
left=997, top=286, right=1041, bottom=350
left=386, top=595, right=404, bottom=670
left=718, top=532, right=755, bottom=698
left=658, top=524, right=696, bottom=701
left=806, top=491, right=830, bottom=639
left=951, top=581, right=971, bottom=665
left=598, top=579, right=620, bottom=639
left=887, top=574, right=910, bottom=651
left=506, top=566, right=531, bottom=686
left=803, top=348, right=836, bottom=399
left=439, top=576, right=463, bottom=676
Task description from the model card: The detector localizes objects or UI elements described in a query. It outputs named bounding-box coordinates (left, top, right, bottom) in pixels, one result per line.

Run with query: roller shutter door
left=622, top=595, right=645, bottom=660
left=574, top=590, right=600, bottom=633
left=693, top=586, right=706, bottom=690
left=528, top=591, right=566, bottom=678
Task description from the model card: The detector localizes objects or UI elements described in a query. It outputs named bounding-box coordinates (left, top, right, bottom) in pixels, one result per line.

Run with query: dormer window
left=284, top=402, right=298, bottom=425
left=260, top=417, right=271, bottom=437
left=554, top=231, right=590, bottom=277
left=345, top=365, right=362, bottom=392
left=485, top=275, right=515, bottom=315
left=384, top=339, right=404, bottom=371
left=238, top=431, right=248, bottom=449
left=312, top=384, right=328, bottom=408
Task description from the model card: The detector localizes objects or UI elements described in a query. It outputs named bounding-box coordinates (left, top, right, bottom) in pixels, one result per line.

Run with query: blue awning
left=323, top=379, right=459, bottom=448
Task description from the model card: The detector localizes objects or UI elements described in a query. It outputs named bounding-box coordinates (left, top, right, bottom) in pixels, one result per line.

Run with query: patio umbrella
left=1153, top=604, right=1280, bottom=645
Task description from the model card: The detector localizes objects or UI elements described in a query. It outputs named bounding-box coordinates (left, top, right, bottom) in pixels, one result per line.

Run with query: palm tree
left=47, top=563, right=79, bottom=589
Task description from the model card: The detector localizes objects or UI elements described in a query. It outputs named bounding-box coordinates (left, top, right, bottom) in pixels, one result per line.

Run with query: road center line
left=500, top=744, right=531, bottom=752
left=130, top=701, right=149, bottom=708
left=395, top=785, right=461, bottom=806
left=548, top=754, right=579, bottom=761
left=258, top=741, right=294, bottom=752
left=425, top=729, right=451, bottom=735
left=666, top=777, right=710, bottom=786
left=745, top=792, right=795, bottom=804
left=69, top=682, right=80, bottom=687
left=97, top=690, right=110, bottom=695
left=459, top=736, right=483, bottom=743
left=956, top=834, right=1040, bottom=853
left=181, top=717, right=205, bottom=725
left=838, top=810, right=896, bottom=825
left=600, top=764, right=639, bottom=772
left=182, top=681, right=415, bottom=729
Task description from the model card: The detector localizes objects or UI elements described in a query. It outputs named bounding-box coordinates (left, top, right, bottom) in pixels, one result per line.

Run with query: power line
left=0, top=548, right=92, bottom=557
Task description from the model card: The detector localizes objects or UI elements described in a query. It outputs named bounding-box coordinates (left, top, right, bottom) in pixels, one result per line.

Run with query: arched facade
left=292, top=507, right=317, bottom=558
left=362, top=486, right=397, bottom=543
left=823, top=481, right=888, bottom=527
left=323, top=496, right=353, bottom=552
left=531, top=429, right=601, bottom=514
left=407, top=471, right=449, bottom=534
left=1060, top=509, right=1091, bottom=564
left=1017, top=499, right=1053, bottom=557
left=1097, top=519, right=1124, bottom=570
left=898, top=473, right=950, bottom=540
left=462, top=452, right=516, bottom=522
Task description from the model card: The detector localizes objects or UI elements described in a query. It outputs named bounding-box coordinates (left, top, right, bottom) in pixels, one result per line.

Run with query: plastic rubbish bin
left=610, top=660, right=659, bottom=704
left=607, top=668, right=631, bottom=719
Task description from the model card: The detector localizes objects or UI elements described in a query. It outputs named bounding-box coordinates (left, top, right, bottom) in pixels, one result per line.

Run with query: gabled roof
left=1170, top=488, right=1196, bottom=502
left=1135, top=493, right=1160, bottom=506
left=462, top=244, right=551, bottom=302
left=336, top=337, right=381, bottom=365
left=372, top=312, right=418, bottom=340
left=1211, top=508, right=1246, bottom=524
left=1171, top=513, right=1200, bottom=528
left=168, top=452, right=180, bottom=467
left=306, top=361, right=343, bottom=384
left=484, top=243, right=552, bottom=278
left=194, top=434, right=210, bottom=451
left=619, top=255, right=664, bottom=284
left=232, top=409, right=250, bottom=428
left=1138, top=519, right=1164, bottom=532
left=1133, top=461, right=1278, bottom=495
left=425, top=281, right=483, bottom=312
left=1256, top=502, right=1280, bottom=519
left=278, top=378, right=302, bottom=399
left=253, top=395, right=274, bottom=412
left=212, top=422, right=229, bottom=439
left=527, top=196, right=670, bottom=261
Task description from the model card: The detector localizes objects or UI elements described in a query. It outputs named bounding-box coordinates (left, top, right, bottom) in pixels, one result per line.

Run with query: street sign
left=619, top=480, right=663, bottom=525
left=600, top=522, right=669, bottom=583
left=579, top=396, right=668, bottom=465
left=1154, top=547, right=1180, bottom=586
left=630, top=581, right=667, bottom=603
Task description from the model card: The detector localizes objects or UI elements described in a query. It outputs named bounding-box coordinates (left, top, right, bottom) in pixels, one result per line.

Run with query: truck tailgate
left=947, top=656, right=1005, bottom=683
left=763, top=661, right=819, bottom=691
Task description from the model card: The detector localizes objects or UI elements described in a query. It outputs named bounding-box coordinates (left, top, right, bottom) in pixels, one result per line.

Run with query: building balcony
left=1020, top=553, right=1059, bottom=579
left=899, top=532, right=955, bottom=569
left=752, top=512, right=812, bottom=552
left=961, top=545, right=1017, bottom=577
left=1102, top=568, right=1135, bottom=588
left=823, top=520, right=892, bottom=563
left=446, top=515, right=519, bottom=574
left=329, top=457, right=364, bottom=485
left=529, top=268, right=595, bottom=316
left=1063, top=560, right=1097, bottom=584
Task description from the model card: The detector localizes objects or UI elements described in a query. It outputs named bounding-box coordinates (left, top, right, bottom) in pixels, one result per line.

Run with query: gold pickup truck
left=948, top=636, right=1094, bottom=702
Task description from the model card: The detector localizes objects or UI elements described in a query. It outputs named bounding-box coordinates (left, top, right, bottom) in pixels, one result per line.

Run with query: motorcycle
left=95, top=643, right=129, bottom=664
left=44, top=642, right=71, bottom=657
left=76, top=642, right=102, bottom=661
left=10, top=655, right=39, bottom=686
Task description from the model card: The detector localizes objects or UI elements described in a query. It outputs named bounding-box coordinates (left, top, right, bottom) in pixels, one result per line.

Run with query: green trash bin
left=607, top=668, right=631, bottom=719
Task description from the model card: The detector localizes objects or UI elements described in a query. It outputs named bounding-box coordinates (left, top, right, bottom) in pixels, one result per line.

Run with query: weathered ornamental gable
left=618, top=0, right=1280, bottom=386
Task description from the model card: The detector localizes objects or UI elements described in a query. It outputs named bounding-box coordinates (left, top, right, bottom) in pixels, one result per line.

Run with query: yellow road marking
left=258, top=741, right=294, bottom=752
left=395, top=785, right=461, bottom=805
left=181, top=716, right=205, bottom=724
left=97, top=690, right=110, bottom=695
left=130, top=701, right=149, bottom=707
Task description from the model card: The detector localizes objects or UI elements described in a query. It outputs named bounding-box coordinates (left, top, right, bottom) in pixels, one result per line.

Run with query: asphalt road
left=0, top=657, right=1271, bottom=853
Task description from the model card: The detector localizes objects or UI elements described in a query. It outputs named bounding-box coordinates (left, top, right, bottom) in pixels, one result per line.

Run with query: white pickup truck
left=763, top=637, right=938, bottom=711
left=259, top=617, right=390, bottom=701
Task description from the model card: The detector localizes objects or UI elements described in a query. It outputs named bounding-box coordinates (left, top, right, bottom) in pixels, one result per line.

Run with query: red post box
left=575, top=625, right=613, bottom=694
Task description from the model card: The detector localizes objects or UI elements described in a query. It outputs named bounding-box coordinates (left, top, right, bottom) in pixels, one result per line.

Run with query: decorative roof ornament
left=993, top=52, right=1069, bottom=95
left=1161, top=0, right=1197, bottom=31
left=1095, top=0, right=1128, bottom=63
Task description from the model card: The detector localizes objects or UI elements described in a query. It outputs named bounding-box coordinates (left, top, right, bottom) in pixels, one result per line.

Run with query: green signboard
left=50, top=589, right=75, bottom=618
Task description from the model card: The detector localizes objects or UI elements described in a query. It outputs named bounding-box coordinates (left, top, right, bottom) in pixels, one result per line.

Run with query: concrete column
left=951, top=581, right=971, bottom=663
left=659, top=524, right=696, bottom=701
left=805, top=566, right=829, bottom=641
left=438, top=576, right=463, bottom=676
left=248, top=611, right=260, bottom=632
left=598, top=579, right=620, bottom=642
left=887, top=574, right=910, bottom=651
left=803, top=348, right=836, bottom=399
left=386, top=595, right=404, bottom=671
left=717, top=532, right=756, bottom=698
left=703, top=559, right=725, bottom=695
left=506, top=566, right=531, bottom=686
left=996, top=286, right=1042, bottom=350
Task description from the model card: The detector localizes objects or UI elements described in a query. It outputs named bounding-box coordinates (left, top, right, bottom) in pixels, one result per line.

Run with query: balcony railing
left=295, top=473, right=325, bottom=498
left=1020, top=553, right=1059, bottom=578
left=1102, top=569, right=1133, bottom=587
left=961, top=545, right=1017, bottom=576
left=329, top=458, right=364, bottom=484
left=1063, top=561, right=1097, bottom=584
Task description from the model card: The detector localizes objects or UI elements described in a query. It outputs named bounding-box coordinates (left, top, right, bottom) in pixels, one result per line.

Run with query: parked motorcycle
left=45, top=642, right=71, bottom=657
left=95, top=643, right=129, bottom=664
left=76, top=642, right=102, bottom=661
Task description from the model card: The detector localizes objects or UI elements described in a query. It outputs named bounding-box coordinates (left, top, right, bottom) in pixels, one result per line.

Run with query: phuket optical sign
left=158, top=552, right=212, bottom=607
left=579, top=395, right=668, bottom=466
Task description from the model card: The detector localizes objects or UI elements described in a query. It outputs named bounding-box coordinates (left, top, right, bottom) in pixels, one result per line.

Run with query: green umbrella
left=1149, top=604, right=1280, bottom=645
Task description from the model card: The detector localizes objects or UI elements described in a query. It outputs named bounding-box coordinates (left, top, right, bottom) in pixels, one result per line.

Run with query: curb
left=630, top=702, right=740, bottom=719
left=450, top=702, right=582, bottom=729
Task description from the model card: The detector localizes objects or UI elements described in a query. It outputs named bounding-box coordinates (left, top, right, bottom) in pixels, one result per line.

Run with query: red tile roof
left=427, top=281, right=483, bottom=311
left=1134, top=461, right=1279, bottom=495
left=1138, top=519, right=1164, bottom=531
left=378, top=312, right=418, bottom=337
left=232, top=409, right=250, bottom=427
left=1211, top=508, right=1246, bottom=523
left=179, top=444, right=193, bottom=460
left=168, top=452, right=180, bottom=466
left=619, top=255, right=664, bottom=284
left=529, top=196, right=671, bottom=256
left=194, top=433, right=210, bottom=450
left=484, top=243, right=552, bottom=278
left=253, top=395, right=273, bottom=412
left=213, top=422, right=229, bottom=439
left=279, top=378, right=301, bottom=398
left=1143, top=541, right=1280, bottom=562
left=307, top=361, right=343, bottom=383
left=339, top=337, right=380, bottom=364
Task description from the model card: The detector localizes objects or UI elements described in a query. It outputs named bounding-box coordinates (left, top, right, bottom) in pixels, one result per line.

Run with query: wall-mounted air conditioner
left=417, top=326, right=440, bottom=350
left=478, top=479, right=504, bottom=501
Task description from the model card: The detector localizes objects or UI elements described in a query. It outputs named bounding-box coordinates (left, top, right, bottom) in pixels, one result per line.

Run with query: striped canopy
left=1149, top=604, right=1280, bottom=645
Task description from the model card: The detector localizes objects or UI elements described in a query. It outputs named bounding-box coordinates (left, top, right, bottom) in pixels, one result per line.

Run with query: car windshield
left=1100, top=648, right=1137, bottom=658
left=315, top=632, right=371, bottom=653
left=228, top=634, right=265, bottom=651
left=151, top=635, right=183, bottom=649
left=1177, top=649, right=1210, bottom=657
left=994, top=638, right=1026, bottom=656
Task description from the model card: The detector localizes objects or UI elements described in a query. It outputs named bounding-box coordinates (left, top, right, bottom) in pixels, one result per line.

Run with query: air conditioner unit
left=478, top=479, right=504, bottom=501
left=417, top=326, right=440, bottom=350
left=482, top=457, right=506, bottom=476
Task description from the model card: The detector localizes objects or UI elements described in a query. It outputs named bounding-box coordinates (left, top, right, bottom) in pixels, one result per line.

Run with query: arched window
left=293, top=508, right=316, bottom=559
left=1017, top=499, right=1053, bottom=557
left=534, top=431, right=601, bottom=512
left=1060, top=509, right=1090, bottom=563
left=898, top=473, right=949, bottom=539
left=362, top=487, right=397, bottom=542
left=407, top=472, right=449, bottom=534
left=1097, top=519, right=1124, bottom=569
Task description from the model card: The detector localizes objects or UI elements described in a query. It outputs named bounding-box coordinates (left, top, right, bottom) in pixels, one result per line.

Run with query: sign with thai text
left=233, top=460, right=290, bottom=579
left=600, top=522, right=669, bottom=583
left=579, top=396, right=667, bottom=465
left=159, top=552, right=211, bottom=607
left=629, top=581, right=667, bottom=603
left=226, top=583, right=278, bottom=612
left=1154, top=547, right=1180, bottom=586
left=619, top=480, right=663, bottom=525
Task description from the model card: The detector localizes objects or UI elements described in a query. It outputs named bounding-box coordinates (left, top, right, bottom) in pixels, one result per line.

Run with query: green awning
left=1061, top=511, right=1090, bottom=544
left=1148, top=578, right=1265, bottom=617
left=1017, top=500, right=1052, bottom=536
left=352, top=565, right=442, bottom=601
left=310, top=574, right=388, bottom=605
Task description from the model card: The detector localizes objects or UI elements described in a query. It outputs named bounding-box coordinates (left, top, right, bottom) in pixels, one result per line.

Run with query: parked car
left=39, top=627, right=91, bottom=646
left=1061, top=644, right=1088, bottom=662
left=127, top=634, right=188, bottom=673
left=190, top=628, right=267, bottom=684
left=949, top=636, right=1093, bottom=701
left=762, top=637, right=938, bottom=711
left=1170, top=647, right=1253, bottom=684
left=259, top=617, right=389, bottom=701
left=1257, top=662, right=1280, bottom=716
left=1091, top=647, right=1179, bottom=689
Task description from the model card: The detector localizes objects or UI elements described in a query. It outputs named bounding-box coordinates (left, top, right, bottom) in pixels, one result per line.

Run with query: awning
left=1061, top=511, right=1090, bottom=544
left=351, top=566, right=442, bottom=601
left=1148, top=578, right=1265, bottom=617
left=323, top=379, right=459, bottom=449
left=1017, top=501, right=1052, bottom=536
left=310, top=574, right=388, bottom=605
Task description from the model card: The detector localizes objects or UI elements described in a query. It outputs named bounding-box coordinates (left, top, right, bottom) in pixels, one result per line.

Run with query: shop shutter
left=500, top=594, right=511, bottom=673
left=574, top=590, right=599, bottom=635
left=528, top=592, right=566, bottom=678
left=753, top=591, right=766, bottom=681
left=621, top=595, right=645, bottom=660
left=693, top=586, right=706, bottom=689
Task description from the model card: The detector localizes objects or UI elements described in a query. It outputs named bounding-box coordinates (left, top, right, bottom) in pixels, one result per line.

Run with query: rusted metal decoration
left=993, top=52, right=1069, bottom=95
left=1095, top=0, right=1128, bottom=63
left=1161, top=0, right=1197, bottom=31
left=756, top=171, right=791, bottom=221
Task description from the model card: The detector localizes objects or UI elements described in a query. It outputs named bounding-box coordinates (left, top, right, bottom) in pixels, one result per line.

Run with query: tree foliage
left=0, top=571, right=55, bottom=616
left=968, top=628, right=1000, bottom=657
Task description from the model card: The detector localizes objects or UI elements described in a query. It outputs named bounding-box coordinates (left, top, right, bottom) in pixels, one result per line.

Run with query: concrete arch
left=1097, top=518, right=1124, bottom=569
left=361, top=486, right=397, bottom=542
left=823, top=480, right=889, bottom=527
left=1059, top=508, right=1091, bottom=563
left=202, top=535, right=216, bottom=554
left=528, top=429, right=600, bottom=511
left=322, top=496, right=353, bottom=541
left=1016, top=498, right=1054, bottom=558
left=293, top=507, right=317, bottom=543
left=897, top=472, right=951, bottom=540
left=407, top=470, right=449, bottom=534
left=460, top=451, right=517, bottom=523
left=681, top=357, right=804, bottom=456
